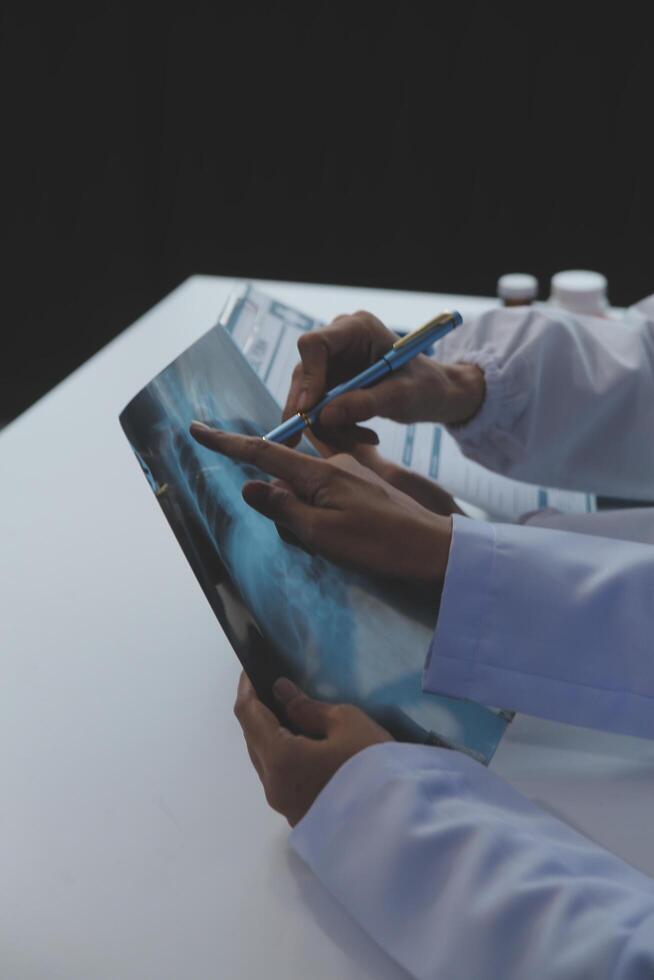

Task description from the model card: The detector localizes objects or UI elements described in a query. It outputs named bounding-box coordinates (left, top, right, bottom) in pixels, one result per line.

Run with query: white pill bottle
left=548, top=269, right=609, bottom=316
left=497, top=273, right=539, bottom=307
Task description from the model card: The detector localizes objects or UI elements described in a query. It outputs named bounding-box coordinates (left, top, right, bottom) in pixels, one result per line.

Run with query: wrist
left=430, top=361, right=485, bottom=426
left=415, top=514, right=452, bottom=588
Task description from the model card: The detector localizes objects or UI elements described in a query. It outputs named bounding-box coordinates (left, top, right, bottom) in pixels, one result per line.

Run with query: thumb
left=273, top=678, right=334, bottom=737
left=296, top=332, right=329, bottom=411
left=319, top=387, right=388, bottom=428
left=242, top=480, right=313, bottom=538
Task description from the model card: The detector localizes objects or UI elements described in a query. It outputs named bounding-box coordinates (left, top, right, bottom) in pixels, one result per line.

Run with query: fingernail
left=273, top=677, right=299, bottom=704
left=190, top=420, right=212, bottom=433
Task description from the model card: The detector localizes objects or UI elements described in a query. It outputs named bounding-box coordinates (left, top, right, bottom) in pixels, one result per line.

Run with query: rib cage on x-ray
left=120, top=320, right=510, bottom=762
left=164, top=422, right=358, bottom=699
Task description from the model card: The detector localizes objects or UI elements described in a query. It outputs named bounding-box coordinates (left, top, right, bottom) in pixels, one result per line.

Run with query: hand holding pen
left=275, top=309, right=485, bottom=446
left=189, top=309, right=481, bottom=585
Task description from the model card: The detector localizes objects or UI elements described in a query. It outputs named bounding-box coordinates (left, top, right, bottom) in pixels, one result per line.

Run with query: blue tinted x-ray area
left=120, top=324, right=509, bottom=762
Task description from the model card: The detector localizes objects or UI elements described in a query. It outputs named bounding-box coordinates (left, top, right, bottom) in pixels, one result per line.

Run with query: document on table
left=220, top=283, right=596, bottom=521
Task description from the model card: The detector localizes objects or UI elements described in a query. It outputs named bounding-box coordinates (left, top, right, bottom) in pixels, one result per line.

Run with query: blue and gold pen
left=263, top=309, right=463, bottom=443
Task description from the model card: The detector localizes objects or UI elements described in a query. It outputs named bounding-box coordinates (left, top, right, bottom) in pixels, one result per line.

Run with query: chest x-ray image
left=120, top=323, right=510, bottom=763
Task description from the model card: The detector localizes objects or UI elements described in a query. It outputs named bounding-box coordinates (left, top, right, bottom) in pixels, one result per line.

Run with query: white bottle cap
left=550, top=270, right=608, bottom=315
left=497, top=273, right=539, bottom=302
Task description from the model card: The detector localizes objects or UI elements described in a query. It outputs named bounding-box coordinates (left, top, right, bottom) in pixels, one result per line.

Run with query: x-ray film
left=120, top=311, right=511, bottom=763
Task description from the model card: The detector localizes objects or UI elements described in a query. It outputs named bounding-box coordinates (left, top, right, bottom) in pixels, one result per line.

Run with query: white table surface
left=1, top=275, right=653, bottom=980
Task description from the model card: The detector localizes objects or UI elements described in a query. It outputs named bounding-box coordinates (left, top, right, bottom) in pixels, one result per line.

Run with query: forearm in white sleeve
left=435, top=296, right=654, bottom=498
left=291, top=743, right=654, bottom=980
left=425, top=514, right=654, bottom=739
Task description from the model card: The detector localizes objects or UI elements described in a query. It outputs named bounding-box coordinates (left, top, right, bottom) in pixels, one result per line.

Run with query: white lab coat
left=290, top=297, right=654, bottom=979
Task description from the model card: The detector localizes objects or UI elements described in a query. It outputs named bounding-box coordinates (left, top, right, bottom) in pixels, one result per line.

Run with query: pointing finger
left=190, top=423, right=326, bottom=495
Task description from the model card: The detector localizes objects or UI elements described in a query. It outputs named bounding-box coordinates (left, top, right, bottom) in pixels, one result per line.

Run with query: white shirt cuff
left=424, top=514, right=654, bottom=739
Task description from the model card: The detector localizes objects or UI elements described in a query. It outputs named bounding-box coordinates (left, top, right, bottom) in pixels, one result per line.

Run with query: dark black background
left=1, top=1, right=652, bottom=422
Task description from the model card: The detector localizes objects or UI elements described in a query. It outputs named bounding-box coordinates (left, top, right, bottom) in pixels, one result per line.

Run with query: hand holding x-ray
left=234, top=672, right=393, bottom=827
left=190, top=423, right=453, bottom=588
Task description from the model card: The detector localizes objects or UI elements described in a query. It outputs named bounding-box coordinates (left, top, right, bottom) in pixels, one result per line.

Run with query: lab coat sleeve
left=291, top=742, right=654, bottom=980
left=424, top=514, right=654, bottom=739
left=434, top=295, right=654, bottom=498
left=520, top=506, right=654, bottom=544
